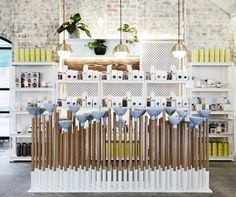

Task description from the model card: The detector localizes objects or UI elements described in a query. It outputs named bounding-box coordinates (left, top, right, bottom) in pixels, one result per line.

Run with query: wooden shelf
left=189, top=62, right=234, bottom=67
left=11, top=133, right=31, bottom=138
left=10, top=156, right=31, bottom=162
left=191, top=111, right=233, bottom=115
left=11, top=88, right=54, bottom=92
left=209, top=156, right=234, bottom=161
left=12, top=62, right=55, bottom=66
left=192, top=88, right=232, bottom=92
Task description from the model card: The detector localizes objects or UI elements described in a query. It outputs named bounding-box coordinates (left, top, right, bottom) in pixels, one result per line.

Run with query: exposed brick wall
left=0, top=0, right=234, bottom=52
left=0, top=0, right=12, bottom=41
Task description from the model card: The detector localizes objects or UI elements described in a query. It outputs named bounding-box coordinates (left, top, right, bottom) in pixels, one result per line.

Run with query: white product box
left=182, top=71, right=188, bottom=80
left=131, top=97, right=138, bottom=107
left=176, top=70, right=183, bottom=80
left=87, top=70, right=93, bottom=80
left=155, top=70, right=162, bottom=80
left=111, top=70, right=118, bottom=80
left=136, top=97, right=144, bottom=107
left=195, top=104, right=202, bottom=111
left=117, top=71, right=123, bottom=80
left=112, top=97, right=122, bottom=107
left=222, top=104, right=231, bottom=111
left=87, top=97, right=93, bottom=107
left=139, top=70, right=145, bottom=80
left=176, top=97, right=183, bottom=107
left=71, top=97, right=77, bottom=105
left=132, top=70, right=139, bottom=80
left=93, top=97, right=99, bottom=107
left=160, top=97, right=167, bottom=107
left=162, top=71, right=167, bottom=80
left=182, top=98, right=189, bottom=107
left=155, top=97, right=161, bottom=107
left=93, top=71, right=100, bottom=80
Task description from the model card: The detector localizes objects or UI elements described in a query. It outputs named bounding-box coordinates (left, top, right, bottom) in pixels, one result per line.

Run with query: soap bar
left=30, top=48, right=35, bottom=62
left=225, top=49, right=231, bottom=62
left=35, top=48, right=41, bottom=62
left=204, top=49, right=209, bottom=62
left=199, top=49, right=204, bottom=62
left=210, top=49, right=214, bottom=62
left=14, top=48, right=20, bottom=62
left=219, top=49, right=225, bottom=62
left=215, top=49, right=220, bottom=62
left=41, top=48, right=46, bottom=62
left=19, top=48, right=25, bottom=62
left=46, top=48, right=52, bottom=62
left=24, top=48, right=30, bottom=62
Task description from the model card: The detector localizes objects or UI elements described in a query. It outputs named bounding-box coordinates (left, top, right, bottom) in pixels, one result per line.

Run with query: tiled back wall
left=0, top=0, right=234, bottom=52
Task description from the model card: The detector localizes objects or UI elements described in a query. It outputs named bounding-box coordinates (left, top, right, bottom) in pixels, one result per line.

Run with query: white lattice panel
left=140, top=41, right=180, bottom=71
left=65, top=83, right=99, bottom=97
left=147, top=83, right=180, bottom=96
left=102, top=83, right=143, bottom=97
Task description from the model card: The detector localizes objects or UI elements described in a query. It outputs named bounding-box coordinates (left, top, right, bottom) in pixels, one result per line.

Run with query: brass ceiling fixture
left=56, top=0, right=73, bottom=59
left=171, top=0, right=187, bottom=59
left=113, top=0, right=130, bottom=58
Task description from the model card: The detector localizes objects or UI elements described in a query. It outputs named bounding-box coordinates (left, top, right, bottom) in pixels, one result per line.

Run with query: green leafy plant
left=117, top=24, right=139, bottom=44
left=86, top=40, right=107, bottom=50
left=55, top=13, right=91, bottom=37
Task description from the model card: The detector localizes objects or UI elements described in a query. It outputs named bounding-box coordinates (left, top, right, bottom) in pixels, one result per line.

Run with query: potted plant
left=86, top=40, right=107, bottom=55
left=117, top=23, right=139, bottom=44
left=55, top=13, right=91, bottom=38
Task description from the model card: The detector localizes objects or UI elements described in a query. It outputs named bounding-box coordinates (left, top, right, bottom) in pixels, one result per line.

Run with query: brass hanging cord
left=177, top=0, right=180, bottom=44
left=120, top=0, right=122, bottom=44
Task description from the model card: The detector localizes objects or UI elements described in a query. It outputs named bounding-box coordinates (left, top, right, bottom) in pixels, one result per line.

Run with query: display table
left=27, top=106, right=211, bottom=193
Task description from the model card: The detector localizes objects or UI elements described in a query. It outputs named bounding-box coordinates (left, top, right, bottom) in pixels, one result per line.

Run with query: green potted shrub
left=55, top=13, right=91, bottom=38
left=86, top=40, right=107, bottom=55
left=117, top=23, right=139, bottom=44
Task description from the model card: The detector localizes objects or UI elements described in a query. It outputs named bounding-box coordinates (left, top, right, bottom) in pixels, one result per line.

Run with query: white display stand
left=9, top=62, right=57, bottom=162
left=188, top=62, right=234, bottom=161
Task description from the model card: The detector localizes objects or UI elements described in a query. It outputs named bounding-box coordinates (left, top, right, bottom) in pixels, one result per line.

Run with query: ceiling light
left=171, top=0, right=187, bottom=59
left=97, top=17, right=104, bottom=26
left=56, top=41, right=73, bottom=59
left=113, top=0, right=129, bottom=58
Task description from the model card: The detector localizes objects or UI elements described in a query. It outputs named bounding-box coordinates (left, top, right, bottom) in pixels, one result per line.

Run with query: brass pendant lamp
left=113, top=0, right=130, bottom=58
left=56, top=0, right=73, bottom=58
left=171, top=0, right=187, bottom=59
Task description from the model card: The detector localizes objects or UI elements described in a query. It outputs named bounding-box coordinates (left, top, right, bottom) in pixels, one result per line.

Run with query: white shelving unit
left=10, top=62, right=57, bottom=162
left=188, top=62, right=235, bottom=161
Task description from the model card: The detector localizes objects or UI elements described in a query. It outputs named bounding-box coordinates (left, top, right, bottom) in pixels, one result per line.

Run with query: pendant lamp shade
left=171, top=0, right=187, bottom=59
left=113, top=43, right=130, bottom=58
left=113, top=0, right=129, bottom=58
left=171, top=42, right=187, bottom=59
left=56, top=41, right=73, bottom=59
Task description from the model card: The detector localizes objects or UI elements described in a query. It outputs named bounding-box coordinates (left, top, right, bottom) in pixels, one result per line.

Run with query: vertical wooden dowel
left=108, top=109, right=112, bottom=170
left=166, top=121, right=170, bottom=169
left=46, top=121, right=49, bottom=168
left=42, top=115, right=45, bottom=171
left=113, top=112, right=117, bottom=169
left=139, top=116, right=144, bottom=171
left=155, top=118, right=159, bottom=169
left=203, top=120, right=206, bottom=168
left=150, top=118, right=155, bottom=170
left=91, top=122, right=96, bottom=169
left=118, top=119, right=122, bottom=170
left=134, top=120, right=138, bottom=169
left=124, top=126, right=127, bottom=169
left=59, top=130, right=63, bottom=170
left=31, top=117, right=35, bottom=171
left=85, top=127, right=90, bottom=170
left=35, top=115, right=38, bottom=169
left=145, top=116, right=149, bottom=169
left=96, top=121, right=101, bottom=170
left=38, top=115, right=41, bottom=170
left=48, top=115, right=52, bottom=169
left=206, top=119, right=209, bottom=171
left=129, top=112, right=133, bottom=169
left=161, top=111, right=166, bottom=170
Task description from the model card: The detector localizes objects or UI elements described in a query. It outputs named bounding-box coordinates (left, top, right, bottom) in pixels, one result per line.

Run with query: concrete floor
left=0, top=144, right=236, bottom=197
